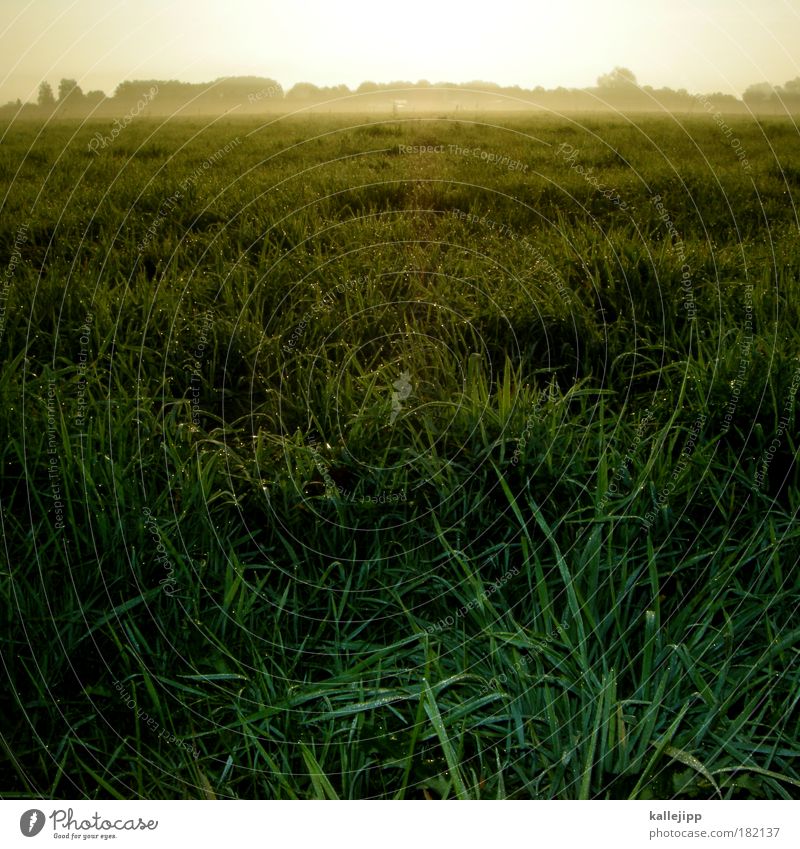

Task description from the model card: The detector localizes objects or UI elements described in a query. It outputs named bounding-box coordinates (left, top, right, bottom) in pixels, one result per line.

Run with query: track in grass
left=1, top=112, right=799, bottom=799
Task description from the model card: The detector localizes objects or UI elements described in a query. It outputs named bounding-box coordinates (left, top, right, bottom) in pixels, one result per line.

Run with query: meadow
left=1, top=112, right=799, bottom=799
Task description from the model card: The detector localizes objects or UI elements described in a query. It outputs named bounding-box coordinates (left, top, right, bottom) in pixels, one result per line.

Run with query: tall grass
left=1, top=113, right=798, bottom=798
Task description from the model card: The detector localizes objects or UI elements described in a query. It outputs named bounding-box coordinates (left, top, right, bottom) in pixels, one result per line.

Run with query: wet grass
left=1, top=113, right=799, bottom=799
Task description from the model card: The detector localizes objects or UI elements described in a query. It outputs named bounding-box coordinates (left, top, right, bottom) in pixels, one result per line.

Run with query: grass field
left=1, top=112, right=799, bottom=799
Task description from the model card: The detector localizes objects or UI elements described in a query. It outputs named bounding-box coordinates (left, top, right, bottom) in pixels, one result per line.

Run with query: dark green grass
left=1, top=113, right=799, bottom=799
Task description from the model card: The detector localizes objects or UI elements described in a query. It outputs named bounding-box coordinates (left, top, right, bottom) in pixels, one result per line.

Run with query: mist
left=4, top=69, right=800, bottom=120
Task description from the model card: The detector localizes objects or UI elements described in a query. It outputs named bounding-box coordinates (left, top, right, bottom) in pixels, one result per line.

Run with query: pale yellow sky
left=1, top=0, right=798, bottom=103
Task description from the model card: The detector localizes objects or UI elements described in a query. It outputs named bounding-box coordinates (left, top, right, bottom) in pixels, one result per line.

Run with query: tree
left=286, top=82, right=321, bottom=99
left=782, top=77, right=800, bottom=94
left=38, top=81, right=55, bottom=108
left=58, top=79, right=83, bottom=103
left=58, top=79, right=85, bottom=115
left=84, top=90, right=106, bottom=109
left=742, top=82, right=774, bottom=103
left=597, top=67, right=638, bottom=89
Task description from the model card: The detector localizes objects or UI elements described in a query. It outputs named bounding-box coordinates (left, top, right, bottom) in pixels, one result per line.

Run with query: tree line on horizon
left=3, top=67, right=800, bottom=118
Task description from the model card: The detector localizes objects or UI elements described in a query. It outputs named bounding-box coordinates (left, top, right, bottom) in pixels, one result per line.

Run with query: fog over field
left=1, top=0, right=799, bottom=820
left=4, top=68, right=800, bottom=120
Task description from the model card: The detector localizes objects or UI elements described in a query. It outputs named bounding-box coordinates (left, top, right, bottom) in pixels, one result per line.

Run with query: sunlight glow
left=0, top=0, right=799, bottom=102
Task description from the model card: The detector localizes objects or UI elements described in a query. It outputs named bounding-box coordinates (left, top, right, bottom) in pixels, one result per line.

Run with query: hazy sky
left=1, top=0, right=798, bottom=103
